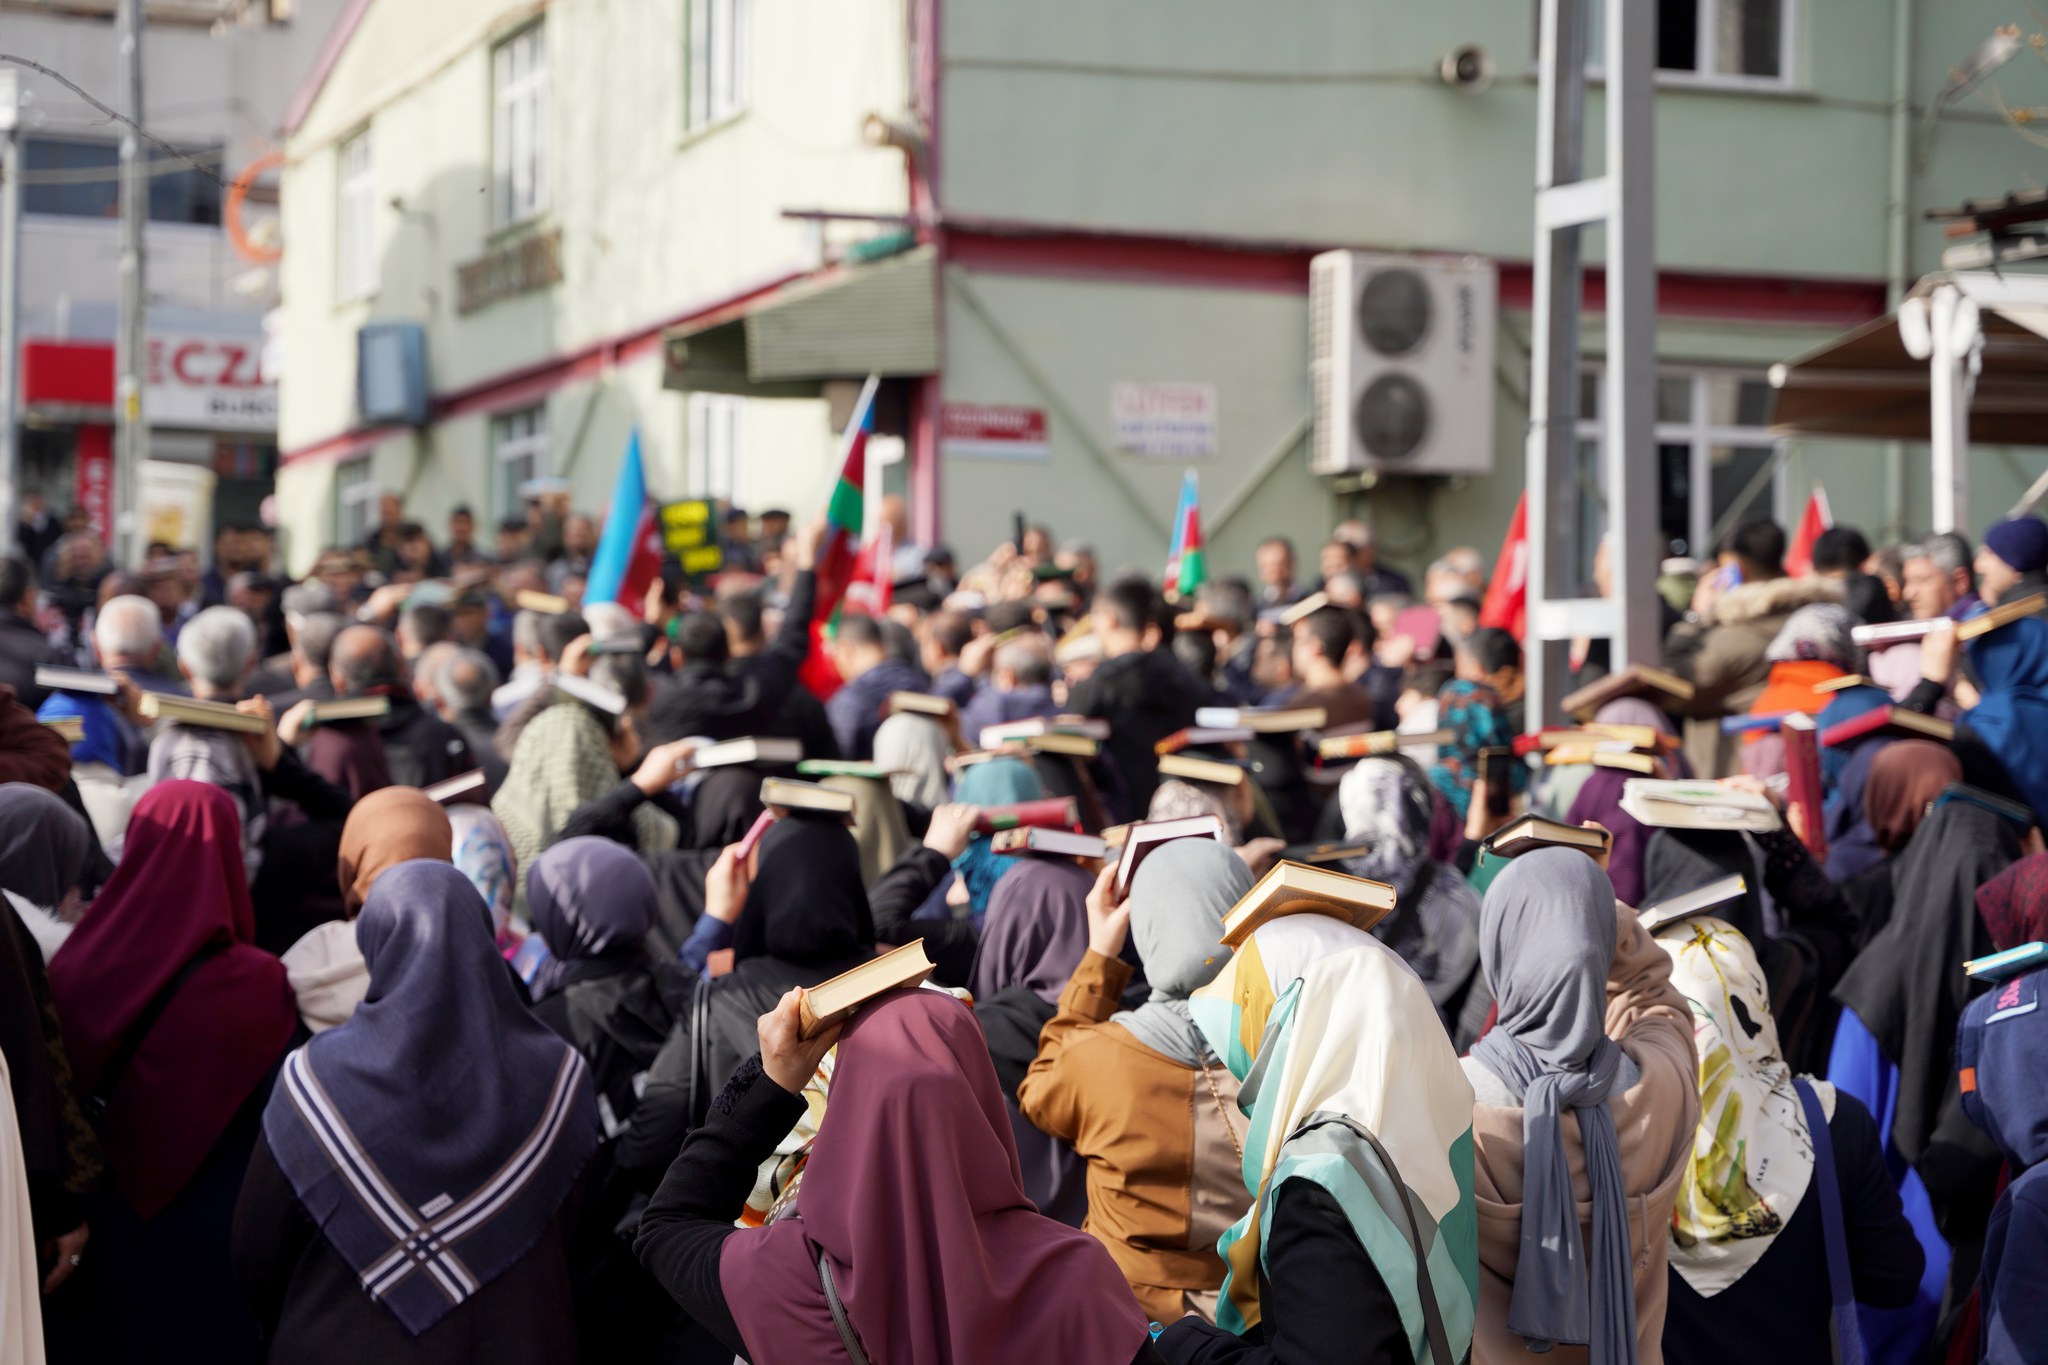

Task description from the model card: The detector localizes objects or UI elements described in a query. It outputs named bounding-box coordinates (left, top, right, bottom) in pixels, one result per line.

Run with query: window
left=688, top=393, right=747, bottom=503
left=1544, top=0, right=1794, bottom=89
left=687, top=0, right=749, bottom=129
left=21, top=136, right=224, bottom=224
left=492, top=406, right=550, bottom=519
left=1572, top=368, right=1782, bottom=577
left=337, top=457, right=377, bottom=546
left=492, top=24, right=549, bottom=226
left=335, top=131, right=376, bottom=301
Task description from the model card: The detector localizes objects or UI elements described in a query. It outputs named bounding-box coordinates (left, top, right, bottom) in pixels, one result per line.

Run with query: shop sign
left=659, top=499, right=726, bottom=576
left=145, top=332, right=277, bottom=433
left=940, top=403, right=1049, bottom=460
left=1112, top=381, right=1217, bottom=459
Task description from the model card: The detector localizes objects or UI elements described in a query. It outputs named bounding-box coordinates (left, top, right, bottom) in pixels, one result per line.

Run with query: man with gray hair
left=428, top=646, right=507, bottom=796
left=1901, top=531, right=1979, bottom=622
left=148, top=606, right=269, bottom=874
left=959, top=632, right=1062, bottom=737
left=93, top=593, right=182, bottom=691
left=329, top=625, right=474, bottom=789
left=249, top=580, right=338, bottom=697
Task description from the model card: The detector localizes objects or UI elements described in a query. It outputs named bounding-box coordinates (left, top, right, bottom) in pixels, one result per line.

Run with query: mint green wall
left=939, top=0, right=2039, bottom=282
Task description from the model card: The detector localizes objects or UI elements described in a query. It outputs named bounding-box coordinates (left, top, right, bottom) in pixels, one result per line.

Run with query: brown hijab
left=336, top=788, right=453, bottom=916
left=0, top=685, right=71, bottom=793
left=1865, top=740, right=1962, bottom=852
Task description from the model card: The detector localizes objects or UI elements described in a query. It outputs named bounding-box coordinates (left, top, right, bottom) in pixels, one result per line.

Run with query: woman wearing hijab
left=874, top=711, right=953, bottom=813
left=1428, top=677, right=1516, bottom=819
left=635, top=987, right=1157, bottom=1365
left=1827, top=799, right=2020, bottom=1365
left=821, top=770, right=915, bottom=889
left=1650, top=917, right=1922, bottom=1365
left=493, top=688, right=677, bottom=893
left=1547, top=697, right=1685, bottom=833
left=951, top=757, right=1043, bottom=918
left=1904, top=615, right=2048, bottom=819
left=1017, top=841, right=1256, bottom=1322
left=48, top=781, right=298, bottom=1364
left=1157, top=910, right=1478, bottom=1363
left=618, top=813, right=876, bottom=1180
left=0, top=786, right=98, bottom=1324
left=1825, top=741, right=1962, bottom=944
left=1339, top=755, right=1491, bottom=1050
left=1741, top=605, right=1864, bottom=779
left=233, top=862, right=598, bottom=1364
left=1955, top=951, right=2048, bottom=1361
left=1466, top=849, right=1697, bottom=1365
left=279, top=788, right=453, bottom=1036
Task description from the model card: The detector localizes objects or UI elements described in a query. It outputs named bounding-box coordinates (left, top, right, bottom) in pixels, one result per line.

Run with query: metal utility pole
left=0, top=69, right=22, bottom=559
left=115, top=0, right=148, bottom=568
left=1523, top=0, right=1659, bottom=728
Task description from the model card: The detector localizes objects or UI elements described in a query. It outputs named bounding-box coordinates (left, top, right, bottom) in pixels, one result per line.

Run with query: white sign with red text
left=940, top=403, right=1050, bottom=461
left=145, top=331, right=277, bottom=433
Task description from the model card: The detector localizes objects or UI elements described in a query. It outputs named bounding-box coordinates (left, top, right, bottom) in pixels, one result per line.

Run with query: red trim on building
left=279, top=266, right=808, bottom=466
left=280, top=0, right=378, bottom=136
left=942, top=220, right=1889, bottom=327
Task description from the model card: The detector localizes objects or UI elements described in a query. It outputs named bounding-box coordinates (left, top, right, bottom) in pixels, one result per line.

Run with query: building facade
left=275, top=0, right=2044, bottom=580
left=8, top=0, right=349, bottom=554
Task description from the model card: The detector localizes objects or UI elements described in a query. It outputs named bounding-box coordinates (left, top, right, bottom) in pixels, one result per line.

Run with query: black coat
left=0, top=609, right=62, bottom=710
left=377, top=697, right=475, bottom=790
left=232, top=1135, right=581, bottom=1365
left=1066, top=647, right=1210, bottom=812
left=645, top=572, right=816, bottom=746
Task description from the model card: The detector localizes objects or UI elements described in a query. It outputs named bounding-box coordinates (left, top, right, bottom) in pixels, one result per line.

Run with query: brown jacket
left=1468, top=904, right=1699, bottom=1365
left=1017, top=951, right=1252, bottom=1324
left=1662, top=575, right=1843, bottom=778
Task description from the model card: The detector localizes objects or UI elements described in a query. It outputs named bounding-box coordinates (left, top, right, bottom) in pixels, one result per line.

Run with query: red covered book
left=974, top=798, right=1080, bottom=835
left=1780, top=713, right=1827, bottom=862
left=1818, top=705, right=1955, bottom=749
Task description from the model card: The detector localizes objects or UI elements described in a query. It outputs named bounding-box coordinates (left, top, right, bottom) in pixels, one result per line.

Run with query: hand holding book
left=1084, top=863, right=1130, bottom=959
left=632, top=738, right=701, bottom=795
left=705, top=842, right=757, bottom=926
left=238, top=696, right=282, bottom=770
left=761, top=988, right=843, bottom=1095
left=922, top=803, right=981, bottom=860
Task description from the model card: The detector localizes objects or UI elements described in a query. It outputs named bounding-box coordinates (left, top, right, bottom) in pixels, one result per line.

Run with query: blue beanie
left=1985, top=516, right=2048, bottom=575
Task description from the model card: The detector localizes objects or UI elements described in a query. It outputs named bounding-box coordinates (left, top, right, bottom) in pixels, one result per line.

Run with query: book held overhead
left=1481, top=813, right=1613, bottom=860
left=135, top=692, right=269, bottom=735
left=1559, top=664, right=1695, bottom=721
left=796, top=940, right=938, bottom=1039
left=1112, top=815, right=1227, bottom=901
left=757, top=778, right=857, bottom=817
left=1219, top=861, right=1396, bottom=949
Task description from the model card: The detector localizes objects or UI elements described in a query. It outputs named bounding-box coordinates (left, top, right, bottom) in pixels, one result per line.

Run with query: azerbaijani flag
left=1163, top=470, right=1206, bottom=598
left=1785, top=486, right=1833, bottom=577
left=798, top=374, right=880, bottom=699
left=584, top=430, right=666, bottom=607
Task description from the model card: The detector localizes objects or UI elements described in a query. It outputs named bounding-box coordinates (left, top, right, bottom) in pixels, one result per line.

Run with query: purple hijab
left=525, top=836, right=657, bottom=999
left=1565, top=767, right=1651, bottom=908
left=967, top=857, right=1096, bottom=1005
left=718, top=989, right=1150, bottom=1365
left=261, top=861, right=598, bottom=1336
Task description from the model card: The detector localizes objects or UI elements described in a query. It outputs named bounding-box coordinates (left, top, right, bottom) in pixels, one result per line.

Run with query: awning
left=1768, top=271, right=2048, bottom=445
left=662, top=242, right=937, bottom=395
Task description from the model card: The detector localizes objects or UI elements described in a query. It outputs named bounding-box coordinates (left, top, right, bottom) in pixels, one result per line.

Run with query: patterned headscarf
left=1655, top=918, right=1828, bottom=1296
left=1977, top=853, right=2048, bottom=953
left=1429, top=679, right=1518, bottom=818
left=1764, top=603, right=1866, bottom=673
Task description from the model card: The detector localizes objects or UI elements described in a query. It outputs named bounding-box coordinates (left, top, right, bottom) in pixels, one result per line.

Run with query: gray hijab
left=1470, top=848, right=1638, bottom=1365
left=873, top=713, right=951, bottom=810
left=1111, top=839, right=1253, bottom=1067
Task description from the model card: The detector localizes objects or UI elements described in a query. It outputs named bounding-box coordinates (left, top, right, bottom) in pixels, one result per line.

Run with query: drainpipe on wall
left=1883, top=0, right=1916, bottom=541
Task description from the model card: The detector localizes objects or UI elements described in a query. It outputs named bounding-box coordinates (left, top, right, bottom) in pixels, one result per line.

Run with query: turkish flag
left=1785, top=487, right=1832, bottom=577
left=1478, top=493, right=1529, bottom=641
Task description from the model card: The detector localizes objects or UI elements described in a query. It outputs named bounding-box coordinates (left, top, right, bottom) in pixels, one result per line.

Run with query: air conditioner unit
left=1309, top=251, right=1497, bottom=478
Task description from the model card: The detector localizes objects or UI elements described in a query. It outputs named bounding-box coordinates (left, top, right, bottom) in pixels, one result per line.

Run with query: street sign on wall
left=940, top=403, right=1050, bottom=460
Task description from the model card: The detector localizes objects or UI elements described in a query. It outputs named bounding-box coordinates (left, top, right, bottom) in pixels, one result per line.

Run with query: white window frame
left=1575, top=366, right=1785, bottom=566
left=492, top=406, right=551, bottom=520
left=687, top=392, right=747, bottom=503
left=336, top=456, right=377, bottom=545
left=335, top=129, right=376, bottom=302
left=1564, top=0, right=1798, bottom=92
left=686, top=0, right=749, bottom=130
left=492, top=24, right=550, bottom=227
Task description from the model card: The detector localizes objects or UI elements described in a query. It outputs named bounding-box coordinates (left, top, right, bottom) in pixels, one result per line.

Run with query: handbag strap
left=817, top=1251, right=872, bottom=1365
left=683, top=972, right=714, bottom=1129
left=1289, top=1114, right=1460, bottom=1365
left=1795, top=1079, right=1866, bottom=1365
left=86, top=939, right=228, bottom=1121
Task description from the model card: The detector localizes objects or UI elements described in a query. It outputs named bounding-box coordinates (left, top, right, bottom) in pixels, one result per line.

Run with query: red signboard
left=939, top=403, right=1050, bottom=460
left=74, top=425, right=113, bottom=544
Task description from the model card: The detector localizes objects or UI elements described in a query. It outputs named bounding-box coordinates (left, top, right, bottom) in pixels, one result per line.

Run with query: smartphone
left=1479, top=746, right=1514, bottom=818
left=1013, top=512, right=1027, bottom=553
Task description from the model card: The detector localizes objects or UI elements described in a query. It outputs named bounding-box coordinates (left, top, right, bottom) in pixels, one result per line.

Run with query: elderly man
left=1901, top=532, right=1979, bottom=623
left=146, top=606, right=272, bottom=870
left=328, top=625, right=474, bottom=789
left=430, top=646, right=509, bottom=796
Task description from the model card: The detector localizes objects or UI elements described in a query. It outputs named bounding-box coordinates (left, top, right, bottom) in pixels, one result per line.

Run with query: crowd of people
left=2, top=478, right=2047, bottom=1365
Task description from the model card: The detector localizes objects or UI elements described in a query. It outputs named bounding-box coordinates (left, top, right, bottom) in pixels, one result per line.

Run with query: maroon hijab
left=48, top=780, right=296, bottom=1216
left=718, top=990, right=1149, bottom=1365
left=1977, top=852, right=2048, bottom=952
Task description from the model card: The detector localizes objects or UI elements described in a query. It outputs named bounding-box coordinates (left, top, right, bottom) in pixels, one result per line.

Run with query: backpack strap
left=1795, top=1078, right=1866, bottom=1365
left=85, top=939, right=228, bottom=1123
left=817, top=1251, right=871, bottom=1365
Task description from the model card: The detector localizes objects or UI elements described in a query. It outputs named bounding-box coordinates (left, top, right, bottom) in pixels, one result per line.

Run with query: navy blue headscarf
left=526, top=836, right=657, bottom=1000
left=262, top=860, right=599, bottom=1336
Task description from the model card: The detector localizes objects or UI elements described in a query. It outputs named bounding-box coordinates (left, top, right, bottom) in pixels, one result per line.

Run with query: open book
left=797, top=940, right=937, bottom=1039
left=1113, top=814, right=1227, bottom=900
left=1220, top=861, right=1395, bottom=949
left=1957, top=592, right=2048, bottom=641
